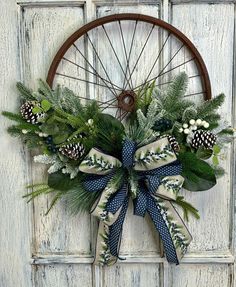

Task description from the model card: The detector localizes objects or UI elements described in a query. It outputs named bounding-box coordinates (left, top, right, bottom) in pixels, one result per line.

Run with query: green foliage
left=2, top=111, right=25, bottom=123
left=95, top=113, right=125, bottom=156
left=152, top=73, right=194, bottom=122
left=48, top=172, right=81, bottom=191
left=16, top=82, right=36, bottom=101
left=217, top=127, right=234, bottom=136
left=135, top=81, right=156, bottom=114
left=65, top=184, right=100, bottom=214
left=196, top=146, right=213, bottom=160
left=178, top=152, right=216, bottom=191
left=196, top=93, right=225, bottom=119
left=175, top=196, right=200, bottom=221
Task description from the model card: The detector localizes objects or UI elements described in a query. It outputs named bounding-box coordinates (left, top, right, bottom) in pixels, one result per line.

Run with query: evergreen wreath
left=3, top=73, right=234, bottom=266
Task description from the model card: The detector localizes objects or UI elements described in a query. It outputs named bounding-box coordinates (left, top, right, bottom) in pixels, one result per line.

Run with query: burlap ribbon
left=79, top=137, right=192, bottom=266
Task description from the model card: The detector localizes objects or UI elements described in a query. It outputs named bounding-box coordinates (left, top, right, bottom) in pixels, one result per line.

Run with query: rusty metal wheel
left=47, top=13, right=211, bottom=120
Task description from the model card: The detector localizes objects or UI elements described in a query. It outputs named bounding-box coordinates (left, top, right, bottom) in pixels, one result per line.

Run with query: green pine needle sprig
left=175, top=196, right=200, bottom=221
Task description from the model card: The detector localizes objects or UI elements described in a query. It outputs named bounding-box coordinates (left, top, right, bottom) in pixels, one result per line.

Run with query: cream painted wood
left=0, top=2, right=32, bottom=287
left=0, top=1, right=235, bottom=287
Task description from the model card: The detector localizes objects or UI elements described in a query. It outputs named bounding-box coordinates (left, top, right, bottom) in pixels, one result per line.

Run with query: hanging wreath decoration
left=2, top=13, right=234, bottom=266
left=3, top=72, right=234, bottom=266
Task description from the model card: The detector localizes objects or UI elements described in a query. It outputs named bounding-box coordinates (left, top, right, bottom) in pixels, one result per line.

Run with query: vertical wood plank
left=0, top=2, right=32, bottom=287
left=171, top=3, right=234, bottom=253
left=34, top=264, right=92, bottom=287
left=171, top=264, right=230, bottom=287
left=20, top=5, right=92, bottom=255
left=103, top=264, right=160, bottom=287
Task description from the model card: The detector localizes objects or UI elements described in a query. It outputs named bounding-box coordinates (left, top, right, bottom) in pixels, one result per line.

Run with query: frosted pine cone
left=191, top=130, right=217, bottom=149
left=167, top=135, right=180, bottom=152
left=59, top=139, right=85, bottom=160
left=20, top=101, right=44, bottom=124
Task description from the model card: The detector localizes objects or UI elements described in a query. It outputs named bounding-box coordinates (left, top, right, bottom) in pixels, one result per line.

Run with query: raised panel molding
left=0, top=1, right=233, bottom=286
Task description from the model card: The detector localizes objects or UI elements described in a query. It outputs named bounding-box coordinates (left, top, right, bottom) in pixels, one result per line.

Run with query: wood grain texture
left=20, top=6, right=92, bottom=255
left=103, top=263, right=160, bottom=287
left=0, top=2, right=32, bottom=287
left=171, top=264, right=231, bottom=287
left=1, top=1, right=236, bottom=286
left=34, top=264, right=92, bottom=286
left=172, top=3, right=234, bottom=253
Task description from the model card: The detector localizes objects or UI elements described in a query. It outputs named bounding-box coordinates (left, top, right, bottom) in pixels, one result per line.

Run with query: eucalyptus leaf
left=212, top=155, right=219, bottom=166
left=41, top=99, right=52, bottom=112
left=32, top=106, right=43, bottom=114
left=53, top=132, right=69, bottom=144
left=40, top=123, right=60, bottom=135
left=196, top=146, right=213, bottom=160
left=178, top=152, right=216, bottom=191
left=48, top=172, right=79, bottom=191
left=213, top=145, right=221, bottom=154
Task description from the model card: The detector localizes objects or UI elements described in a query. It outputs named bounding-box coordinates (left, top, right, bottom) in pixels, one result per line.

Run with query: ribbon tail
left=108, top=197, right=129, bottom=259
left=147, top=195, right=179, bottom=264
left=147, top=195, right=192, bottom=264
left=93, top=197, right=129, bottom=266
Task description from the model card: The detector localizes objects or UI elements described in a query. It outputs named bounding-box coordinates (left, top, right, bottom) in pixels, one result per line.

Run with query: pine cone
left=191, top=130, right=217, bottom=149
left=153, top=118, right=172, bottom=132
left=167, top=135, right=180, bottom=152
left=59, top=140, right=85, bottom=160
left=20, top=101, right=44, bottom=124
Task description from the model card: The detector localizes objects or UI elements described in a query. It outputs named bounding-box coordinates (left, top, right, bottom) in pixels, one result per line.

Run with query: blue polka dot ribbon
left=79, top=137, right=192, bottom=266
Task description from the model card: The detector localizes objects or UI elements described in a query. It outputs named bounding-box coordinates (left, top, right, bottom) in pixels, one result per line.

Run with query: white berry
left=87, top=119, right=94, bottom=125
left=203, top=122, right=209, bottom=128
left=196, top=119, right=202, bottom=126
left=22, top=129, right=28, bottom=134
left=184, top=128, right=190, bottom=134
left=202, top=120, right=207, bottom=125
left=191, top=125, right=198, bottom=130
left=179, top=128, right=183, bottom=133
left=189, top=119, right=195, bottom=125
left=183, top=123, right=188, bottom=129
left=39, top=132, right=43, bottom=137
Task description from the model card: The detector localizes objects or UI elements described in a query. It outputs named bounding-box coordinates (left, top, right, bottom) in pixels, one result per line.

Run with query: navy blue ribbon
left=83, top=139, right=182, bottom=264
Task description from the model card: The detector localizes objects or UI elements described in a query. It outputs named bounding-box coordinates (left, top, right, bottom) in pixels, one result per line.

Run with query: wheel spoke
left=86, top=32, right=119, bottom=97
left=122, top=20, right=138, bottom=90
left=118, top=20, right=134, bottom=89
left=124, top=24, right=155, bottom=90
left=184, top=91, right=206, bottom=98
left=143, top=33, right=170, bottom=87
left=102, top=24, right=132, bottom=90
left=56, top=72, right=121, bottom=93
left=62, top=56, right=122, bottom=93
left=135, top=56, right=194, bottom=91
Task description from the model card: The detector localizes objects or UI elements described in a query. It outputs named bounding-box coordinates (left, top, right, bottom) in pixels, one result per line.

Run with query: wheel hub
left=117, top=90, right=136, bottom=112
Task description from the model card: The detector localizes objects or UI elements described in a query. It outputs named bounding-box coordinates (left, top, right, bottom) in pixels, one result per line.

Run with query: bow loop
left=79, top=148, right=122, bottom=175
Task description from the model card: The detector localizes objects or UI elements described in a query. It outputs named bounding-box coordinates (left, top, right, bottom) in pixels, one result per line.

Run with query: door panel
left=0, top=1, right=235, bottom=286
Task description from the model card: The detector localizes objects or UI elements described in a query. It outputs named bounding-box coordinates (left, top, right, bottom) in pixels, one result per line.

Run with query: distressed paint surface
left=0, top=2, right=32, bottom=287
left=172, top=3, right=234, bottom=252
left=0, top=1, right=235, bottom=287
left=171, top=264, right=230, bottom=287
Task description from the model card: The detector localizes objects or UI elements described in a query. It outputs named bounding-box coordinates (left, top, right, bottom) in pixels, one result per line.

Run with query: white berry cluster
left=179, top=119, right=209, bottom=135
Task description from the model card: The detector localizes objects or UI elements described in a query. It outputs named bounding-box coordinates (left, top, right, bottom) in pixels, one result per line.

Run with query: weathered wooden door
left=1, top=1, right=235, bottom=286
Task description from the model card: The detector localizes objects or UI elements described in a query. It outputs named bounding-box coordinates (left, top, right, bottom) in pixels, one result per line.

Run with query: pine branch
left=16, top=82, right=36, bottom=101
left=65, top=183, right=100, bottom=215
left=196, top=93, right=225, bottom=119
left=164, top=72, right=188, bottom=104
left=2, top=111, right=25, bottom=123
left=175, top=196, right=200, bottom=221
